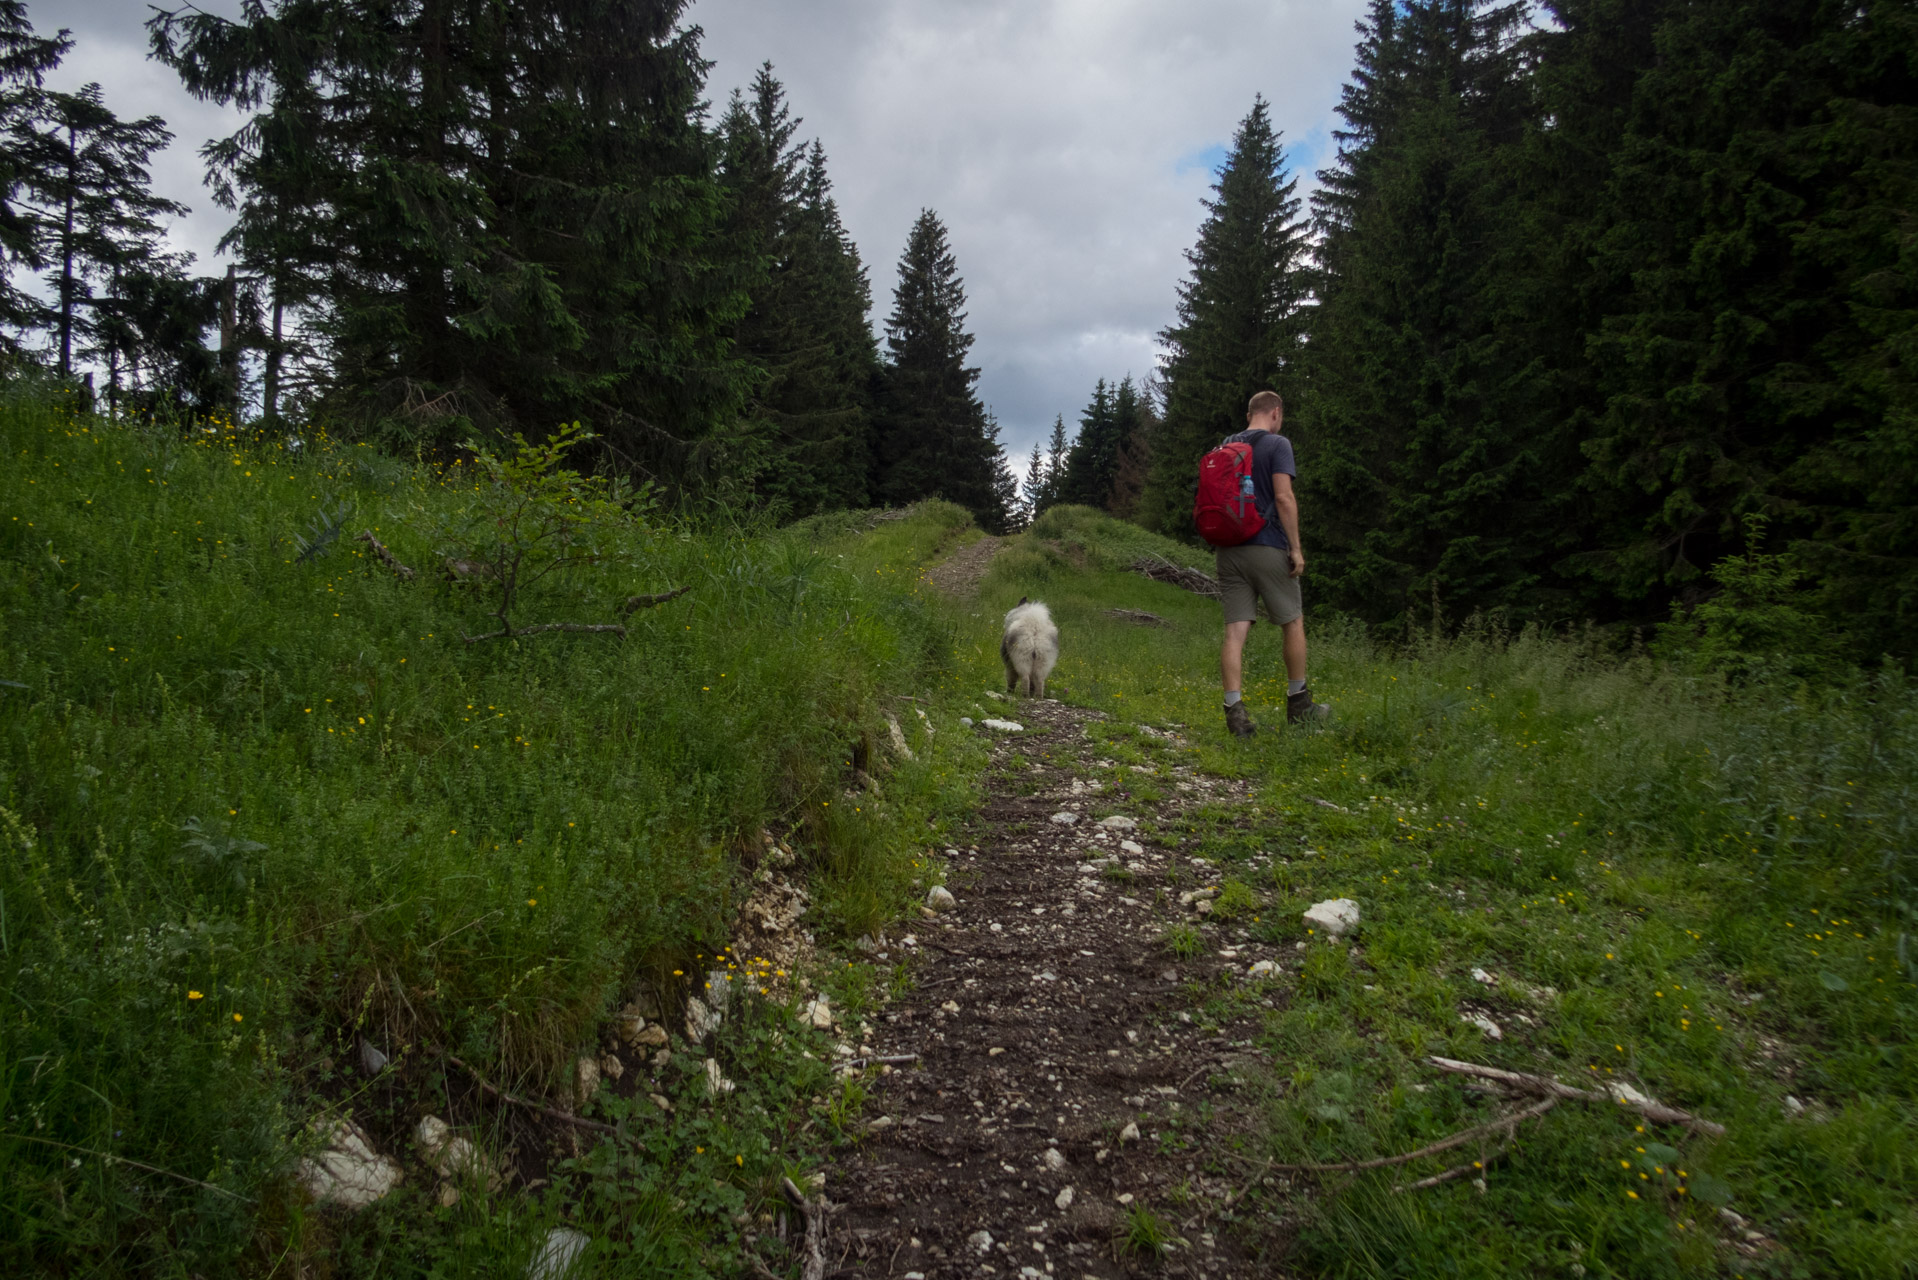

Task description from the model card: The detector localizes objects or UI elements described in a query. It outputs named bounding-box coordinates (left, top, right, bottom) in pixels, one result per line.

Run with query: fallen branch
left=844, top=1054, right=921, bottom=1070
left=780, top=1176, right=830, bottom=1280
left=1104, top=607, right=1169, bottom=626
left=461, top=621, right=628, bottom=644
left=442, top=1051, right=618, bottom=1135
left=1128, top=555, right=1220, bottom=599
left=1264, top=1095, right=1558, bottom=1174
left=1425, top=1057, right=1726, bottom=1136
left=620, top=585, right=691, bottom=614
left=356, top=531, right=416, bottom=581
left=1394, top=1144, right=1512, bottom=1193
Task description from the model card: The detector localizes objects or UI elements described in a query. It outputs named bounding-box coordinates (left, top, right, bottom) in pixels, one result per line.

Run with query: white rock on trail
left=574, top=1055, right=600, bottom=1105
left=1118, top=1122, right=1141, bottom=1144
left=1096, top=815, right=1137, bottom=829
left=1247, top=960, right=1278, bottom=978
left=1055, top=1186, right=1075, bottom=1210
left=1471, top=967, right=1497, bottom=986
left=801, top=995, right=832, bottom=1029
left=1178, top=887, right=1218, bottom=906
left=1303, top=897, right=1361, bottom=938
left=704, top=1057, right=735, bottom=1098
left=415, top=1115, right=497, bottom=1188
left=1049, top=811, right=1080, bottom=826
left=599, top=1053, right=624, bottom=1081
left=925, top=885, right=956, bottom=912
left=298, top=1117, right=401, bottom=1210
left=1119, top=839, right=1145, bottom=855
left=1043, top=1147, right=1068, bottom=1172
left=1462, top=1013, right=1502, bottom=1040
left=968, top=1229, right=995, bottom=1254
left=527, top=1225, right=592, bottom=1280
left=983, top=719, right=1024, bottom=733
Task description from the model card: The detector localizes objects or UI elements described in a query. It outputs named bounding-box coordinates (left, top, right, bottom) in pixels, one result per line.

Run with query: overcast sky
left=39, top=1, right=1368, bottom=462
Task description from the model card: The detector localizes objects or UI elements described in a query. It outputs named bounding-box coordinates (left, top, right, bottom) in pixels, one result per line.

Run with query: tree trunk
left=264, top=285, right=284, bottom=420
left=220, top=264, right=239, bottom=412
left=57, top=127, right=76, bottom=376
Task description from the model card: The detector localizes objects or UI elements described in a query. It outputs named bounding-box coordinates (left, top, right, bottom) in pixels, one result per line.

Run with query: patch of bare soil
left=923, top=536, right=1004, bottom=598
left=823, top=699, right=1301, bottom=1279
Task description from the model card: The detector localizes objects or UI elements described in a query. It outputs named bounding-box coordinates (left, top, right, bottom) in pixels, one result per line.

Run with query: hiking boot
left=1224, top=701, right=1257, bottom=738
left=1287, top=687, right=1331, bottom=725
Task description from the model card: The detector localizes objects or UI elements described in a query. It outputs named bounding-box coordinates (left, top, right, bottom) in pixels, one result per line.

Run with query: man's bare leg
left=1220, top=620, right=1253, bottom=695
left=1282, top=617, right=1307, bottom=686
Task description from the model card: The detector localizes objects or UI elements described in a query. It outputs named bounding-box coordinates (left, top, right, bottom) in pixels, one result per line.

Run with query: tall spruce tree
left=0, top=2, right=69, bottom=349
left=1139, top=96, right=1312, bottom=536
left=1572, top=0, right=1918, bottom=656
left=720, top=70, right=880, bottom=517
left=1303, top=0, right=1549, bottom=632
left=874, top=208, right=1012, bottom=531
left=1060, top=373, right=1147, bottom=512
left=12, top=83, right=184, bottom=378
left=152, top=0, right=753, bottom=475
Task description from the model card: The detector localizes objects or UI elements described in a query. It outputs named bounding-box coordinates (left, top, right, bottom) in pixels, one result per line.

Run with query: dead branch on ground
left=1425, top=1056, right=1726, bottom=1136
left=441, top=1051, right=618, bottom=1135
left=1105, top=607, right=1170, bottom=626
left=621, top=585, right=691, bottom=614
left=1128, top=555, right=1220, bottom=598
left=781, top=1176, right=831, bottom=1280
left=356, top=531, right=416, bottom=581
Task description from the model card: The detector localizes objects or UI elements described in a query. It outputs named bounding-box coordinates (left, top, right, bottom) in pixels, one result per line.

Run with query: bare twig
left=1393, top=1144, right=1512, bottom=1193
left=1104, top=607, right=1169, bottom=626
left=620, top=585, right=691, bottom=614
left=3, top=1132, right=249, bottom=1200
left=1265, top=1096, right=1559, bottom=1173
left=1425, top=1057, right=1726, bottom=1136
left=441, top=1052, right=618, bottom=1135
left=355, top=531, right=415, bottom=581
left=780, top=1176, right=830, bottom=1280
left=461, top=621, right=628, bottom=644
left=843, top=1054, right=921, bottom=1070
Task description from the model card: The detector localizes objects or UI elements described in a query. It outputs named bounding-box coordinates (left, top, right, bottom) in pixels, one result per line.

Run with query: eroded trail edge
left=824, top=699, right=1301, bottom=1279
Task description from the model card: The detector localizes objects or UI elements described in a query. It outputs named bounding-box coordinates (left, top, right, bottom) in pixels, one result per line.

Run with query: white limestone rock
left=297, top=1117, right=401, bottom=1210
left=982, top=719, right=1024, bottom=733
left=1302, top=897, right=1361, bottom=938
left=527, top=1226, right=592, bottom=1280
left=925, top=885, right=956, bottom=912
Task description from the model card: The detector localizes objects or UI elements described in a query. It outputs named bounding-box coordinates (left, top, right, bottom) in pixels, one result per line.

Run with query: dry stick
left=1425, top=1056, right=1727, bottom=1137
left=620, top=584, right=691, bottom=614
left=843, top=1054, right=921, bottom=1071
left=441, top=1052, right=618, bottom=1135
left=1265, top=1096, right=1560, bottom=1174
left=355, top=531, right=416, bottom=581
left=1393, top=1144, right=1514, bottom=1194
left=781, top=1176, right=830, bottom=1280
left=461, top=621, right=629, bottom=644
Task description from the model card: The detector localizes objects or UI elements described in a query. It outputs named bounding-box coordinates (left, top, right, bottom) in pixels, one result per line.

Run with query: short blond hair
left=1247, top=390, right=1284, bottom=418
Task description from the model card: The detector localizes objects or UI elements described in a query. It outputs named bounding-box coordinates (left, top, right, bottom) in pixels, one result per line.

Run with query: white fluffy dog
left=1001, top=598, right=1059, bottom=698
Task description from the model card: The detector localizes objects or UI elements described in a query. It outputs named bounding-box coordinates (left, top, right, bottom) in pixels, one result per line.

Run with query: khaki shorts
left=1216, top=544, right=1302, bottom=626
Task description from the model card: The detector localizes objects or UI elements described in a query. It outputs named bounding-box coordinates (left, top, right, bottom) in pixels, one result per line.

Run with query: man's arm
left=1272, top=471, right=1304, bottom=577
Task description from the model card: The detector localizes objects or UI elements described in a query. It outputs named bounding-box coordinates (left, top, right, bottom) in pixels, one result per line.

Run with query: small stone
left=633, top=1023, right=669, bottom=1048
left=1119, top=840, right=1145, bottom=855
left=1784, top=1094, right=1806, bottom=1116
left=649, top=1093, right=673, bottom=1112
left=1118, top=1122, right=1140, bottom=1144
left=575, top=1055, right=601, bottom=1104
left=1054, top=1185, right=1075, bottom=1210
left=703, top=969, right=734, bottom=1016
left=1043, top=1147, right=1067, bottom=1172
left=1096, top=815, right=1137, bottom=829
left=983, top=718, right=1025, bottom=733
left=867, top=1115, right=894, bottom=1132
left=615, top=1010, right=647, bottom=1044
left=968, top=1229, right=994, bottom=1254
left=703, top=1057, right=735, bottom=1098
left=297, top=1117, right=402, bottom=1210
left=1471, top=967, right=1496, bottom=986
left=651, top=1048, right=671, bottom=1068
left=527, top=1225, right=592, bottom=1280
left=989, top=1047, right=1006, bottom=1056
left=1178, top=887, right=1218, bottom=906
left=1049, top=811, right=1080, bottom=826
left=1462, top=1013, right=1502, bottom=1040
left=885, top=714, right=915, bottom=761
left=926, top=885, right=957, bottom=912
left=359, top=1039, right=389, bottom=1075
left=802, top=996, right=833, bottom=1029
left=599, top=1053, right=624, bottom=1081
left=1247, top=960, right=1278, bottom=977
left=437, top=1180, right=461, bottom=1208
left=685, top=997, right=721, bottom=1042
left=1195, top=899, right=1214, bottom=916
left=1116, top=1191, right=1135, bottom=1204
left=989, top=921, right=1004, bottom=932
left=940, top=1000, right=961, bottom=1014
left=1302, top=897, right=1361, bottom=938
left=959, top=717, right=974, bottom=728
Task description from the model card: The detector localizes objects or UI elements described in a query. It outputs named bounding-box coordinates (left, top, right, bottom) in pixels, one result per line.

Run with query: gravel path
left=822, top=698, right=1302, bottom=1279
left=922, top=536, right=1004, bottom=598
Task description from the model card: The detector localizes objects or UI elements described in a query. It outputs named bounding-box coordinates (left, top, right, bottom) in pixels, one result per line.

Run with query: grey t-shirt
left=1223, top=429, right=1295, bottom=551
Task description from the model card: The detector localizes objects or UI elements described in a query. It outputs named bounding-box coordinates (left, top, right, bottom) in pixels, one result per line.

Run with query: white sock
left=1287, top=679, right=1308, bottom=696
left=1223, top=690, right=1242, bottom=707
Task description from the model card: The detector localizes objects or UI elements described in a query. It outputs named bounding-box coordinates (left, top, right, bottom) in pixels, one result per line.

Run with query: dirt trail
left=822, top=698, right=1300, bottom=1279
left=922, top=536, right=1004, bottom=598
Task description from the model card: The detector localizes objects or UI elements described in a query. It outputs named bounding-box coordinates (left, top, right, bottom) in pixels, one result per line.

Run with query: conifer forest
left=2, top=2, right=1916, bottom=1277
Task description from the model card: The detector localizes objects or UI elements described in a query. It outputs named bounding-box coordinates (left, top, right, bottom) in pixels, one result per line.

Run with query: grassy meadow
left=961, top=505, right=1918, bottom=1279
left=0, top=384, right=984, bottom=1275
left=3, top=382, right=1913, bottom=1279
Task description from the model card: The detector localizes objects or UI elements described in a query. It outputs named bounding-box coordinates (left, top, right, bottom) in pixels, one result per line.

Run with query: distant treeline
left=1129, top=0, right=1917, bottom=662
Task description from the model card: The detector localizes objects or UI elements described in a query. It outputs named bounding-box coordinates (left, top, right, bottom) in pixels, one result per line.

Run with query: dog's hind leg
left=1001, top=635, right=1020, bottom=694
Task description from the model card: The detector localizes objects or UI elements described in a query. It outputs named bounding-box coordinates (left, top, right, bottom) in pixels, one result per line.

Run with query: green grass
left=0, top=386, right=981, bottom=1275
left=970, top=506, right=1918, bottom=1280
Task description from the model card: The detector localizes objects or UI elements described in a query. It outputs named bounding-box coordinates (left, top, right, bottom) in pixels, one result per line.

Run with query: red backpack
left=1192, top=440, right=1266, bottom=547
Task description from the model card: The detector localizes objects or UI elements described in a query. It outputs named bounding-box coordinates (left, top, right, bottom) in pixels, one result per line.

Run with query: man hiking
left=1211, top=390, right=1329, bottom=736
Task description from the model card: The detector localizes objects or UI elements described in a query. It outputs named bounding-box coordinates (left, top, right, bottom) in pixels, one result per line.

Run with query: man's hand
left=1288, top=549, right=1306, bottom=579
